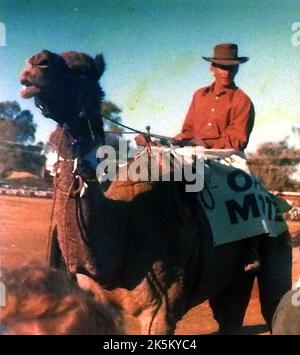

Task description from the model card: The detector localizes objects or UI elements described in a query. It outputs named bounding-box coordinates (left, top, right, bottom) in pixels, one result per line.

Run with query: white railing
left=0, top=187, right=53, bottom=199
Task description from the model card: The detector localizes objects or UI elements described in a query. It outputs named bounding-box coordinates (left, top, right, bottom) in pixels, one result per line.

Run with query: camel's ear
left=95, top=54, right=105, bottom=80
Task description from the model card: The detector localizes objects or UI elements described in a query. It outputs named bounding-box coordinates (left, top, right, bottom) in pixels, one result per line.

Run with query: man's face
left=210, top=64, right=239, bottom=87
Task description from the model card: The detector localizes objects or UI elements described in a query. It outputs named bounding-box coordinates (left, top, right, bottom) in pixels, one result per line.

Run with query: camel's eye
left=38, top=59, right=50, bottom=67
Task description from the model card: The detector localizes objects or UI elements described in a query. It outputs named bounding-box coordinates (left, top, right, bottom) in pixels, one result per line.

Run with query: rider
left=173, top=43, right=259, bottom=272
left=173, top=42, right=254, bottom=150
left=135, top=43, right=259, bottom=272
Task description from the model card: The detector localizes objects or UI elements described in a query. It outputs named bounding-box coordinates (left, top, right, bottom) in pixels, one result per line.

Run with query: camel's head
left=20, top=50, right=105, bottom=126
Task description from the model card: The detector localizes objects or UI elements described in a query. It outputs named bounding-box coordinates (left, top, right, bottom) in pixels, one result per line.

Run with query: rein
left=46, top=124, right=96, bottom=268
left=102, top=113, right=173, bottom=141
left=46, top=126, right=67, bottom=265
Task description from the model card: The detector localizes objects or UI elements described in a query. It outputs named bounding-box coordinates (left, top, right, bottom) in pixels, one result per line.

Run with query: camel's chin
left=20, top=85, right=41, bottom=99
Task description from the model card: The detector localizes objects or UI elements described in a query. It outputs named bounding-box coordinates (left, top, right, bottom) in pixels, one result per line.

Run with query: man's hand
left=172, top=134, right=207, bottom=147
left=135, top=134, right=162, bottom=147
left=190, top=137, right=207, bottom=147
left=135, top=134, right=149, bottom=146
left=172, top=133, right=194, bottom=146
left=172, top=138, right=192, bottom=147
left=173, top=132, right=193, bottom=141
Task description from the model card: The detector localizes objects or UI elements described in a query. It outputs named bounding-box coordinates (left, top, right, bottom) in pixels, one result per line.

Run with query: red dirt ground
left=1, top=195, right=299, bottom=335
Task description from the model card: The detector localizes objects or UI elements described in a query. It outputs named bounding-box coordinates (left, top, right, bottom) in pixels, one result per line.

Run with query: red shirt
left=180, top=83, right=255, bottom=150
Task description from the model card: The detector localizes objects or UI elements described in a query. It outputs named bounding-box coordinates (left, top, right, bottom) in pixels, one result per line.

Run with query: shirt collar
left=209, top=82, right=237, bottom=96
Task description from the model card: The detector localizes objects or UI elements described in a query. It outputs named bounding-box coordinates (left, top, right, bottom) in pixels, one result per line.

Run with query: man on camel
left=173, top=43, right=254, bottom=151
left=173, top=43, right=259, bottom=272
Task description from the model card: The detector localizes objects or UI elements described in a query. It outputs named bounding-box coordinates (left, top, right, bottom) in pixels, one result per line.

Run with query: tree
left=0, top=141, right=46, bottom=177
left=292, top=126, right=300, bottom=137
left=0, top=101, right=45, bottom=177
left=101, top=100, right=126, bottom=150
left=248, top=139, right=300, bottom=192
left=0, top=101, right=36, bottom=143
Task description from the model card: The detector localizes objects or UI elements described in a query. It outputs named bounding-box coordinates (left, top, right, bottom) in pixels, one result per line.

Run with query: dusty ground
left=1, top=195, right=299, bottom=335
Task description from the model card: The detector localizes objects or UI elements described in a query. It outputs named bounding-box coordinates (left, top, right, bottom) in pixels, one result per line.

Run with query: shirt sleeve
left=203, top=94, right=255, bottom=150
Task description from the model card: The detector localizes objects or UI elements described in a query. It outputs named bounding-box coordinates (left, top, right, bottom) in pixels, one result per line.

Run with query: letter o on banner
left=227, top=170, right=252, bottom=192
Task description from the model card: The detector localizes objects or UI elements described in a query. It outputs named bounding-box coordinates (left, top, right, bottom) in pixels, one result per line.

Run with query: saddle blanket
left=197, top=151, right=292, bottom=246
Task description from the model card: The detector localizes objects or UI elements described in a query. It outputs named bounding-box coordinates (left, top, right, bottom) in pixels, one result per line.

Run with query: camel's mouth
left=20, top=84, right=41, bottom=99
left=20, top=78, right=42, bottom=99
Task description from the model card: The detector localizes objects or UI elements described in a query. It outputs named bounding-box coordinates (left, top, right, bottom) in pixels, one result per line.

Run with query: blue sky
left=0, top=0, right=299, bottom=151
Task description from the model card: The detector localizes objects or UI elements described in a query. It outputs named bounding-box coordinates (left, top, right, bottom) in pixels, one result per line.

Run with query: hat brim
left=202, top=56, right=249, bottom=65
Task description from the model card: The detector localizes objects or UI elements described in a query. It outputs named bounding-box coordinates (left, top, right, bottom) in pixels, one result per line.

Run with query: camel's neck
left=44, top=78, right=105, bottom=161
left=50, top=113, right=104, bottom=172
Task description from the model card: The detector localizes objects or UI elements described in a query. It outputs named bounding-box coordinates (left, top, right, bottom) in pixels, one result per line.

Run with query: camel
left=20, top=50, right=292, bottom=334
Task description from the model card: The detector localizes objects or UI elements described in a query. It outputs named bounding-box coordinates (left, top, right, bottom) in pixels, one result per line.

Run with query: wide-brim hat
left=202, top=43, right=248, bottom=65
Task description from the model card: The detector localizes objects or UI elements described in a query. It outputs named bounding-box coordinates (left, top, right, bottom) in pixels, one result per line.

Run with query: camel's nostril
left=20, top=77, right=30, bottom=86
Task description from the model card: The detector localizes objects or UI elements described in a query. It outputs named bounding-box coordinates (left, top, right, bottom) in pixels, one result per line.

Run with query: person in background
left=0, top=263, right=122, bottom=335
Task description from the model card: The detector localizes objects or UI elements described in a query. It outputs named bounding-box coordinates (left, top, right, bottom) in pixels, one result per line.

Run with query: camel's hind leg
left=257, top=233, right=292, bottom=330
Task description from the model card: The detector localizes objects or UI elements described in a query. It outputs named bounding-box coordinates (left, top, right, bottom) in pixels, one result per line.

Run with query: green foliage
left=0, top=101, right=44, bottom=177
left=101, top=101, right=122, bottom=132
left=0, top=142, right=45, bottom=177
left=101, top=100, right=127, bottom=150
left=248, top=138, right=300, bottom=192
left=0, top=101, right=36, bottom=143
